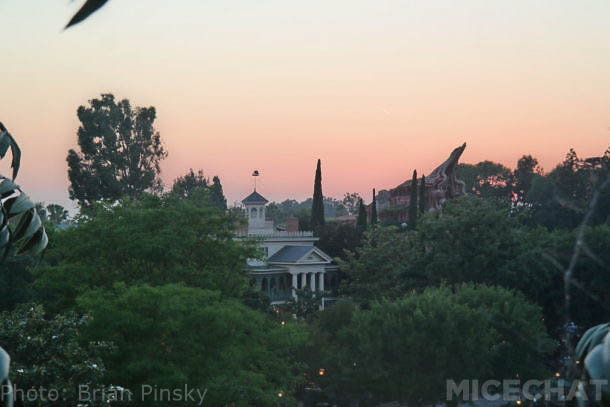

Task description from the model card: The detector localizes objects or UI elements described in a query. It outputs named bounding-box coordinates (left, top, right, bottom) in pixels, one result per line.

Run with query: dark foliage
left=67, top=94, right=167, bottom=207
left=407, top=170, right=418, bottom=229
left=311, top=159, right=325, bottom=231
left=371, top=189, right=377, bottom=225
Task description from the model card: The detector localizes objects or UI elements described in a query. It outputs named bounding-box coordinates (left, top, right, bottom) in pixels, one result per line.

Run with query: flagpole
left=252, top=170, right=260, bottom=192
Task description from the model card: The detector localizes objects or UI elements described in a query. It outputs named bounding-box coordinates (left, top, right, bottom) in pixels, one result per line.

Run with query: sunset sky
left=1, top=0, right=609, bottom=210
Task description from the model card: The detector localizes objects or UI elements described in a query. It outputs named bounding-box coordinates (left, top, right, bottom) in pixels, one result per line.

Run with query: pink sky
left=1, top=0, right=609, bottom=209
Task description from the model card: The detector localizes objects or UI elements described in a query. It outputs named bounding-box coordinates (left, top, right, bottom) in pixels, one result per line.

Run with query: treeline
left=0, top=94, right=306, bottom=406
left=314, top=147, right=610, bottom=404
left=456, top=149, right=610, bottom=229
left=1, top=92, right=609, bottom=406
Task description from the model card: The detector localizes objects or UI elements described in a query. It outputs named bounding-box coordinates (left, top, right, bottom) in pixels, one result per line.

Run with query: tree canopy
left=78, top=283, right=307, bottom=406
left=308, top=285, right=553, bottom=406
left=456, top=160, right=513, bottom=199
left=0, top=304, right=111, bottom=406
left=34, top=194, right=256, bottom=313
left=67, top=94, right=167, bottom=207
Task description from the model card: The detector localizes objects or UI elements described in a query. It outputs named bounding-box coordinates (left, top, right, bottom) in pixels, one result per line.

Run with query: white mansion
left=238, top=189, right=338, bottom=307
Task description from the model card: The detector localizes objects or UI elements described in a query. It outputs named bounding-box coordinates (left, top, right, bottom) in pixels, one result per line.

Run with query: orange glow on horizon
left=0, top=0, right=608, bottom=209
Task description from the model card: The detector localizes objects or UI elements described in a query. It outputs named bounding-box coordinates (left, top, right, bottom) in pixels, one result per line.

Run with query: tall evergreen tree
left=418, top=174, right=426, bottom=214
left=210, top=176, right=227, bottom=211
left=311, top=159, right=325, bottom=230
left=371, top=188, right=378, bottom=225
left=357, top=198, right=368, bottom=231
left=408, top=170, right=418, bottom=230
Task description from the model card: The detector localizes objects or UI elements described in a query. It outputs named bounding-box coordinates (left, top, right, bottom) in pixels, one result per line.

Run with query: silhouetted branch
left=65, top=0, right=109, bottom=29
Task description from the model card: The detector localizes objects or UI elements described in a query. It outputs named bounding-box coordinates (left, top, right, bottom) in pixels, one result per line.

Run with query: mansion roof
left=242, top=190, right=269, bottom=205
left=267, top=245, right=332, bottom=264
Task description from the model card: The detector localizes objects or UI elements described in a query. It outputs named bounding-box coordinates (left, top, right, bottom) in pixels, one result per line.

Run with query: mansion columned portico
left=237, top=189, right=337, bottom=308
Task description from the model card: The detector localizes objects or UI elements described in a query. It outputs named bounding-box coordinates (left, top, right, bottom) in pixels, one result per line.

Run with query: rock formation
left=377, top=143, right=467, bottom=220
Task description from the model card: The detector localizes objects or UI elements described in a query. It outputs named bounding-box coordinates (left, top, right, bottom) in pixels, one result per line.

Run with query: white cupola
left=241, top=190, right=269, bottom=231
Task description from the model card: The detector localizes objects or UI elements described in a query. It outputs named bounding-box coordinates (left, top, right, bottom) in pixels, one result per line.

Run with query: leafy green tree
left=418, top=174, right=427, bottom=214
left=171, top=170, right=227, bottom=211
left=281, top=287, right=323, bottom=320
left=411, top=196, right=564, bottom=330
left=408, top=169, right=418, bottom=229
left=209, top=176, right=227, bottom=211
left=300, top=300, right=360, bottom=404
left=513, top=154, right=542, bottom=203
left=526, top=173, right=581, bottom=229
left=341, top=195, right=565, bottom=332
left=451, top=283, right=555, bottom=380
left=66, top=94, right=167, bottom=207
left=171, top=168, right=208, bottom=199
left=456, top=161, right=513, bottom=199
left=296, top=207, right=312, bottom=231
left=45, top=203, right=69, bottom=225
left=34, top=194, right=257, bottom=314
left=342, top=192, right=362, bottom=216
left=315, top=221, right=362, bottom=259
left=339, top=226, right=414, bottom=306
left=526, top=147, right=609, bottom=228
left=356, top=198, right=367, bottom=231
left=266, top=197, right=346, bottom=226
left=0, top=303, right=111, bottom=407
left=311, top=159, right=325, bottom=230
left=265, top=199, right=301, bottom=225
left=371, top=189, right=378, bottom=225
left=548, top=224, right=610, bottom=330
left=317, top=285, right=552, bottom=406
left=78, top=283, right=308, bottom=406
left=0, top=257, right=35, bottom=312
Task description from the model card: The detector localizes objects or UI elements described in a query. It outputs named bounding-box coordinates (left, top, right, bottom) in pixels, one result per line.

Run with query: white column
left=300, top=273, right=306, bottom=289
left=311, top=272, right=316, bottom=292
left=319, top=273, right=324, bottom=292
left=292, top=274, right=297, bottom=299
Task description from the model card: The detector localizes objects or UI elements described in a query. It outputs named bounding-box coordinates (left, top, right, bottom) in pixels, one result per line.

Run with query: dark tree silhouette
left=371, top=188, right=378, bottom=225
left=418, top=174, right=426, bottom=214
left=172, top=169, right=209, bottom=199
left=513, top=155, right=542, bottom=203
left=408, top=170, right=418, bottom=229
left=46, top=204, right=69, bottom=225
left=210, top=176, right=227, bottom=211
left=311, top=159, right=325, bottom=230
left=357, top=198, right=367, bottom=231
left=67, top=94, right=167, bottom=207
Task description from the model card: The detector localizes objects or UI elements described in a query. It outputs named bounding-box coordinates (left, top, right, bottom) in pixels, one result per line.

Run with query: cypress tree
left=418, top=174, right=426, bottom=214
left=371, top=188, right=378, bottom=225
left=408, top=170, right=418, bottom=230
left=311, top=159, right=325, bottom=230
left=357, top=198, right=367, bottom=231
